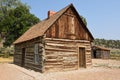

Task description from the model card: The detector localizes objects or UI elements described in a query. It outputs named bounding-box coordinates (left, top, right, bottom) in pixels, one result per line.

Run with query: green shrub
left=0, top=46, right=14, bottom=58
left=0, top=38, right=2, bottom=42
left=110, top=49, right=120, bottom=60
left=0, top=54, right=4, bottom=57
left=3, top=52, right=9, bottom=58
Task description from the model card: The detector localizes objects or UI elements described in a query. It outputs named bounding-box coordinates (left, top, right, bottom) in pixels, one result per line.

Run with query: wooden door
left=21, top=48, right=25, bottom=67
left=79, top=47, right=86, bottom=68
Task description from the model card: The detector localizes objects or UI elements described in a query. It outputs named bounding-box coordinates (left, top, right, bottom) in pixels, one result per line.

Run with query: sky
left=21, top=0, right=120, bottom=40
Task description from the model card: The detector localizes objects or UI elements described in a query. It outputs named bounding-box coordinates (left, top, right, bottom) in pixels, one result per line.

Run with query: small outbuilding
left=92, top=46, right=110, bottom=59
left=13, top=4, right=94, bottom=72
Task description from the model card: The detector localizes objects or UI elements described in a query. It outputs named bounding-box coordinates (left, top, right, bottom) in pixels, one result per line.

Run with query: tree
left=0, top=0, right=24, bottom=39
left=93, top=38, right=120, bottom=49
left=0, top=0, right=40, bottom=47
left=80, top=15, right=87, bottom=26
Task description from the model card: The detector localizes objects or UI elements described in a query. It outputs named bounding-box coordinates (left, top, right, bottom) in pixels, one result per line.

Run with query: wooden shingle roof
left=13, top=4, right=94, bottom=44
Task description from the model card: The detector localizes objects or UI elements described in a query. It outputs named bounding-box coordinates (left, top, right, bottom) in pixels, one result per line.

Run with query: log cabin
left=92, top=46, right=110, bottom=59
left=13, top=4, right=94, bottom=72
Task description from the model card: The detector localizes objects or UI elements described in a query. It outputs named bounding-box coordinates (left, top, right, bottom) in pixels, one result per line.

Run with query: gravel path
left=0, top=59, right=120, bottom=80
left=0, top=63, right=34, bottom=80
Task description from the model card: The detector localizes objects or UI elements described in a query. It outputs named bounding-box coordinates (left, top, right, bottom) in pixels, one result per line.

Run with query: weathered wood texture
left=14, top=5, right=93, bottom=73
left=92, top=46, right=110, bottom=59
left=46, top=8, right=92, bottom=41
left=101, top=50, right=110, bottom=59
left=14, top=37, right=45, bottom=72
left=44, top=38, right=92, bottom=72
left=93, top=50, right=110, bottom=59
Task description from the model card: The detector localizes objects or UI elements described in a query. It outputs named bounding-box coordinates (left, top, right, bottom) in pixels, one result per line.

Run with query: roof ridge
left=13, top=4, right=72, bottom=44
left=13, top=3, right=94, bottom=44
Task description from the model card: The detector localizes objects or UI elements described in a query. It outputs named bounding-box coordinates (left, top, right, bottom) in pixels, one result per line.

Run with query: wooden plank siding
left=14, top=37, right=45, bottom=72
left=44, top=38, right=92, bottom=72
left=46, top=8, right=92, bottom=41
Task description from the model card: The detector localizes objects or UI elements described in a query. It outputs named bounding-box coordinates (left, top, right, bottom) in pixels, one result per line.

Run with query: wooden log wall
left=44, top=38, right=92, bottom=72
left=14, top=37, right=45, bottom=72
left=95, top=50, right=102, bottom=58
left=101, top=50, right=110, bottom=59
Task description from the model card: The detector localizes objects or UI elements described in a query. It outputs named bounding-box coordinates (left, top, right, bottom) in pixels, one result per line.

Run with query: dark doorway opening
left=21, top=48, right=25, bottom=67
left=79, top=47, right=86, bottom=68
left=93, top=50, right=97, bottom=58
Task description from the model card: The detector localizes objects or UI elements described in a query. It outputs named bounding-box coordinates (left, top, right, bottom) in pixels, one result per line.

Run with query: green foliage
left=80, top=15, right=87, bottom=26
left=0, top=0, right=40, bottom=47
left=0, top=37, right=2, bottom=42
left=3, top=52, right=9, bottom=58
left=0, top=54, right=4, bottom=57
left=0, top=46, right=14, bottom=58
left=93, top=38, right=120, bottom=49
left=110, top=49, right=120, bottom=60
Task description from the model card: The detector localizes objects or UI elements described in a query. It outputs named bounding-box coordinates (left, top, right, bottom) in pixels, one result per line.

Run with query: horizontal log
left=45, top=67, right=63, bottom=72
left=45, top=51, right=77, bottom=56
left=25, top=53, right=34, bottom=56
left=14, top=57, right=22, bottom=60
left=14, top=54, right=21, bottom=57
left=15, top=50, right=21, bottom=52
left=45, top=59, right=63, bottom=62
left=14, top=62, right=21, bottom=66
left=25, top=51, right=34, bottom=53
left=63, top=66, right=77, bottom=69
left=84, top=44, right=90, bottom=46
left=25, top=65, right=42, bottom=72
left=25, top=62, right=42, bottom=67
left=63, top=53, right=77, bottom=56
left=45, top=62, right=63, bottom=65
left=46, top=44, right=76, bottom=50
left=63, top=67, right=77, bottom=71
left=25, top=58, right=34, bottom=63
left=86, top=63, right=92, bottom=65
left=45, top=56, right=59, bottom=59
left=45, top=48, right=77, bottom=52
left=86, top=49, right=91, bottom=51
left=63, top=64, right=78, bottom=67
left=25, top=56, right=34, bottom=60
left=45, top=43, right=77, bottom=51
left=46, top=54, right=77, bottom=57
left=14, top=52, right=22, bottom=55
left=86, top=61, right=91, bottom=63
left=45, top=38, right=90, bottom=43
left=46, top=42, right=77, bottom=48
left=45, top=65, right=63, bottom=69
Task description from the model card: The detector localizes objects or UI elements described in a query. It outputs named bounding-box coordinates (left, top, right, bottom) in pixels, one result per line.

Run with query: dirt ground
left=0, top=59, right=120, bottom=80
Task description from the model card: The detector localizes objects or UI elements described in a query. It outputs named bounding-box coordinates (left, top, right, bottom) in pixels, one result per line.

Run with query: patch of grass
left=110, top=49, right=120, bottom=60
left=0, top=46, right=14, bottom=58
left=0, top=57, right=13, bottom=63
left=0, top=54, right=4, bottom=57
left=93, top=63, right=109, bottom=67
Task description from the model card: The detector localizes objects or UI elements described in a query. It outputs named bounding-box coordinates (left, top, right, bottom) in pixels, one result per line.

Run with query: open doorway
left=93, top=50, right=97, bottom=58
left=79, top=47, right=86, bottom=68
left=21, top=48, right=25, bottom=67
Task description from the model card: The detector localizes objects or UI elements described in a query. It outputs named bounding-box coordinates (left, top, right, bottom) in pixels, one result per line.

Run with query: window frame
left=34, top=43, right=40, bottom=64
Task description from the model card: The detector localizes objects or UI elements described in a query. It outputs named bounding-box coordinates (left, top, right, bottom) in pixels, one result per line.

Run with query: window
left=34, top=43, right=40, bottom=64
